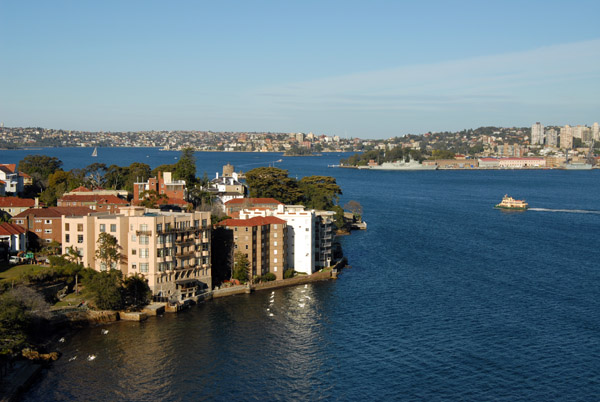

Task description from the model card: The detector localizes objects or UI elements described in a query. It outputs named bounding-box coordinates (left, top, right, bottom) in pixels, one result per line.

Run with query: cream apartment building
left=63, top=206, right=211, bottom=302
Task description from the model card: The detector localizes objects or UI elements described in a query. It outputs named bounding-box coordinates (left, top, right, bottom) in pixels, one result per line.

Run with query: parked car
left=9, top=256, right=21, bottom=264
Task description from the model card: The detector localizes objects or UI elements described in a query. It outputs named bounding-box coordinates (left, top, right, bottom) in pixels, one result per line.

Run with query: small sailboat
left=91, top=147, right=98, bottom=157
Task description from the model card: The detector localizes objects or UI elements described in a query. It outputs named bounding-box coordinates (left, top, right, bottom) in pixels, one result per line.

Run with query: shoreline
left=0, top=263, right=345, bottom=401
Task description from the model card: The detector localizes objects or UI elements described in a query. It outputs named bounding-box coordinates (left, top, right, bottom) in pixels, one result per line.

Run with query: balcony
left=136, top=230, right=152, bottom=236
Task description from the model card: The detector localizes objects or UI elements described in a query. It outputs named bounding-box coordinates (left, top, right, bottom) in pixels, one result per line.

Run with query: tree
left=138, top=190, right=169, bottom=208
left=125, top=162, right=152, bottom=193
left=82, top=269, right=124, bottom=310
left=64, top=246, right=82, bottom=264
left=232, top=252, right=250, bottom=282
left=84, top=162, right=108, bottom=189
left=173, top=148, right=197, bottom=186
left=245, top=167, right=303, bottom=204
left=122, top=274, right=151, bottom=309
left=95, top=233, right=122, bottom=271
left=18, top=155, right=63, bottom=191
left=344, top=200, right=363, bottom=221
left=299, top=176, right=342, bottom=211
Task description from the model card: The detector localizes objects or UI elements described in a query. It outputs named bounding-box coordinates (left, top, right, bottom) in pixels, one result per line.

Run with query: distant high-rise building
left=295, top=132, right=304, bottom=143
left=560, top=125, right=573, bottom=149
left=582, top=127, right=593, bottom=143
left=572, top=125, right=584, bottom=139
left=546, top=129, right=558, bottom=147
left=591, top=122, right=599, bottom=141
left=531, top=122, right=544, bottom=145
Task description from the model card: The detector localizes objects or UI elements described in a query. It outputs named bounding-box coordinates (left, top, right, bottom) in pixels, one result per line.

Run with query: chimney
left=34, top=197, right=39, bottom=208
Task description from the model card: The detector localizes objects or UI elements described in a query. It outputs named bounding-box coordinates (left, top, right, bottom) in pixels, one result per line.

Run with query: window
left=274, top=258, right=278, bottom=263
left=273, top=224, right=278, bottom=229
left=274, top=266, right=277, bottom=272
left=65, top=234, right=70, bottom=242
left=140, top=263, right=149, bottom=273
left=245, top=227, right=248, bottom=232
left=274, top=233, right=278, bottom=238
left=306, top=228, right=309, bottom=232
left=132, top=249, right=137, bottom=255
left=110, top=262, right=117, bottom=270
left=110, top=224, right=117, bottom=232
left=140, top=224, right=148, bottom=232
left=132, top=264, right=137, bottom=270
left=274, top=250, right=277, bottom=255
left=44, top=219, right=51, bottom=224
left=45, top=239, right=52, bottom=243
left=35, top=219, right=42, bottom=223
left=77, top=224, right=83, bottom=232
left=156, top=223, right=162, bottom=232
left=274, top=241, right=278, bottom=246
left=100, top=262, right=107, bottom=271
left=99, top=224, right=106, bottom=232
left=139, top=235, right=149, bottom=245
left=245, top=245, right=248, bottom=250
left=44, top=229, right=52, bottom=234
left=65, top=223, right=70, bottom=231
left=77, top=235, right=84, bottom=243
left=202, top=219, right=207, bottom=228
left=140, top=249, right=149, bottom=258
left=131, top=234, right=137, bottom=242
left=157, top=235, right=164, bottom=245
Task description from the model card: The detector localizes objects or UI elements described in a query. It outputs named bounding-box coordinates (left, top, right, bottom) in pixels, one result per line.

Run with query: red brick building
left=133, top=171, right=188, bottom=206
left=220, top=216, right=287, bottom=280
left=11, top=207, right=92, bottom=246
left=0, top=197, right=40, bottom=217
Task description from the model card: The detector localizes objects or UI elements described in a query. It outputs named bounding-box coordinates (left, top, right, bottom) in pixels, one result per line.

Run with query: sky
left=1, top=1, right=599, bottom=138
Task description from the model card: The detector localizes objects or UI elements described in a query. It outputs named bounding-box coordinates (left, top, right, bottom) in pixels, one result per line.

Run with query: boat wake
left=529, top=208, right=600, bottom=215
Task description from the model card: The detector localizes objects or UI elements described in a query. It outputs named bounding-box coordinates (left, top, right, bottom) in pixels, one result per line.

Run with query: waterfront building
left=498, top=157, right=546, bottom=168
left=531, top=122, right=544, bottom=145
left=64, top=185, right=129, bottom=199
left=133, top=171, right=188, bottom=207
left=206, top=169, right=247, bottom=206
left=478, top=158, right=500, bottom=168
left=592, top=122, right=599, bottom=141
left=0, top=197, right=39, bottom=218
left=239, top=204, right=335, bottom=274
left=62, top=206, right=212, bottom=301
left=220, top=216, right=287, bottom=280
left=11, top=206, right=92, bottom=245
left=560, top=125, right=573, bottom=149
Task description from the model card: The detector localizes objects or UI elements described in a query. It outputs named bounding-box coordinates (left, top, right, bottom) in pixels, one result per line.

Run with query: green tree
left=18, top=155, right=63, bottom=191
left=245, top=167, right=303, bottom=204
left=82, top=269, right=124, bottom=310
left=125, top=162, right=152, bottom=193
left=173, top=148, right=197, bottom=186
left=95, top=233, right=122, bottom=271
left=139, top=190, right=169, bottom=208
left=122, top=274, right=151, bottom=309
left=232, top=252, right=250, bottom=282
left=298, top=176, right=342, bottom=210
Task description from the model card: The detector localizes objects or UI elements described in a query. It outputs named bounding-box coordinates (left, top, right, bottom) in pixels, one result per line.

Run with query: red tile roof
left=224, top=198, right=283, bottom=205
left=0, top=197, right=37, bottom=207
left=0, top=222, right=26, bottom=236
left=0, top=164, right=16, bottom=173
left=58, top=194, right=128, bottom=204
left=220, top=216, right=286, bottom=227
left=12, top=207, right=93, bottom=218
left=69, top=186, right=92, bottom=192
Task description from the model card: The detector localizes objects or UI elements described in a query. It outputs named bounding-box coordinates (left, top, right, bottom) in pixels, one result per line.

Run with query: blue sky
left=1, top=1, right=599, bottom=138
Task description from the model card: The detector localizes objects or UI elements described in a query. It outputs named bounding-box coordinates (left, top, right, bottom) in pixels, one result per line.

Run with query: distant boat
left=91, top=147, right=98, bottom=157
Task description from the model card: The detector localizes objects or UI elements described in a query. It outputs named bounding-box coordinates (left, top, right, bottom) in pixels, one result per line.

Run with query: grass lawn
left=53, top=291, right=87, bottom=308
left=0, top=264, right=47, bottom=282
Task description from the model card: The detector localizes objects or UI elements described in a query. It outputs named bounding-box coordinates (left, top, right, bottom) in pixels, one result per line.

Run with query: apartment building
left=0, top=164, right=23, bottom=194
left=220, top=216, right=287, bottom=280
left=239, top=204, right=335, bottom=274
left=62, top=206, right=211, bottom=302
left=224, top=198, right=283, bottom=216
left=133, top=171, right=188, bottom=206
left=11, top=206, right=92, bottom=245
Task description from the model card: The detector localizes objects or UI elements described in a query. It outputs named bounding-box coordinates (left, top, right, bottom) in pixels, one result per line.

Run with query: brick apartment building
left=11, top=207, right=92, bottom=245
left=220, top=216, right=287, bottom=280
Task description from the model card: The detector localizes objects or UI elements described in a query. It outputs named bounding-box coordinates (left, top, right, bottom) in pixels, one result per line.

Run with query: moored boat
left=495, top=195, right=528, bottom=210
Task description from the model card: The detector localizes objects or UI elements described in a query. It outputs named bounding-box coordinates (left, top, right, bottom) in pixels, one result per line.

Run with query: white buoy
left=269, top=313, right=274, bottom=317
left=87, top=355, right=96, bottom=361
left=58, top=337, right=65, bottom=343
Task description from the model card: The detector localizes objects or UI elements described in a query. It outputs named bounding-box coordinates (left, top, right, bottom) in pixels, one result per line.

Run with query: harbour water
left=2, top=148, right=599, bottom=400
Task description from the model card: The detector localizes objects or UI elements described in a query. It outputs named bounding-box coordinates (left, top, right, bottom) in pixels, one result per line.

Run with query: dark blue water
left=6, top=148, right=599, bottom=401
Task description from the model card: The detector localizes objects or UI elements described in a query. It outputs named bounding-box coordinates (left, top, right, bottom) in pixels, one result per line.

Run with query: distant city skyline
left=1, top=1, right=599, bottom=138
